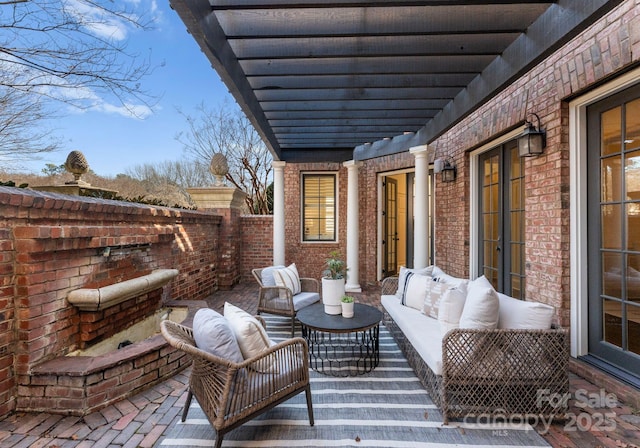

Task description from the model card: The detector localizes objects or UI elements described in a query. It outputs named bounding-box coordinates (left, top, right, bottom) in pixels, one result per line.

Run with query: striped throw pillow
left=273, top=263, right=302, bottom=295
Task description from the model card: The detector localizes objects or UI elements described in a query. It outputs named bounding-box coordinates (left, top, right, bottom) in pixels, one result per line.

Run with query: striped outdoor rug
left=159, top=315, right=550, bottom=448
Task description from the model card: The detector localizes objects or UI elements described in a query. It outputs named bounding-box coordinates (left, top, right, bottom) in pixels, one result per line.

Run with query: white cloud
left=98, top=102, right=154, bottom=119
left=26, top=73, right=154, bottom=120
left=63, top=0, right=135, bottom=41
left=3, top=1, right=161, bottom=121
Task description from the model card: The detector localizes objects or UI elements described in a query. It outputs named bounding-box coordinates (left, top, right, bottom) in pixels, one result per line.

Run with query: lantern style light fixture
left=518, top=113, right=546, bottom=157
left=433, top=156, right=456, bottom=182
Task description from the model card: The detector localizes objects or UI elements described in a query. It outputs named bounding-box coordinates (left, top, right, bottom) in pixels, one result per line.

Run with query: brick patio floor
left=0, top=282, right=639, bottom=447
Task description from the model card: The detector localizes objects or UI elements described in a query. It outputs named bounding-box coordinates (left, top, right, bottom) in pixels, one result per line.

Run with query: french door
left=586, top=84, right=640, bottom=381
left=478, top=141, right=525, bottom=298
left=383, top=177, right=399, bottom=276
left=381, top=172, right=424, bottom=278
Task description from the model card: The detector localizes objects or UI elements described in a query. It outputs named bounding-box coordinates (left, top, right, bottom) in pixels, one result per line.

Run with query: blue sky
left=21, top=1, right=233, bottom=177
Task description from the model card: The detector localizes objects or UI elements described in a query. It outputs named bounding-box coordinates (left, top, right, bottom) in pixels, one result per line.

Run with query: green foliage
left=266, top=181, right=273, bottom=214
left=41, top=163, right=66, bottom=176
left=323, top=250, right=348, bottom=279
left=341, top=295, right=355, bottom=303
left=254, top=181, right=274, bottom=214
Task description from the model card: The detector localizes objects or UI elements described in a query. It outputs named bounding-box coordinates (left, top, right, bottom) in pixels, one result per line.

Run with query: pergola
left=170, top=0, right=621, bottom=163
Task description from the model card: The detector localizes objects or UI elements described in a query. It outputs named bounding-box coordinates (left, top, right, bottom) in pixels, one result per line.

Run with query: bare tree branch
left=0, top=83, right=59, bottom=162
left=175, top=102, right=273, bottom=214
left=0, top=0, right=157, bottom=161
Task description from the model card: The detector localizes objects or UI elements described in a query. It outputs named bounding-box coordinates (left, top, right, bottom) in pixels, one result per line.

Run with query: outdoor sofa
left=381, top=267, right=569, bottom=424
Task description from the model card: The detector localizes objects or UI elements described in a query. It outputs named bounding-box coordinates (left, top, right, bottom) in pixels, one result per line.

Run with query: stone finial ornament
left=209, top=152, right=229, bottom=187
left=64, top=150, right=90, bottom=186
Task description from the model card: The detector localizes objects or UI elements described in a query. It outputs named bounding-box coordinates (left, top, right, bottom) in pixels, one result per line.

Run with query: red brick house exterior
left=278, top=0, right=640, bottom=387
left=1, top=0, right=639, bottom=421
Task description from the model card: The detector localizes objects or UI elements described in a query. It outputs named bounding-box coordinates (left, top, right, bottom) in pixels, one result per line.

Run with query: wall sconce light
left=518, top=113, right=546, bottom=157
left=434, top=156, right=456, bottom=182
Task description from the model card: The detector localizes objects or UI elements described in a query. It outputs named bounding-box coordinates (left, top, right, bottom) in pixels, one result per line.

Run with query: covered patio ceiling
left=170, top=0, right=622, bottom=162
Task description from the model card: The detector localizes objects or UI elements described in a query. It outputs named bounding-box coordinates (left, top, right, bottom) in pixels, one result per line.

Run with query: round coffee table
left=296, top=302, right=382, bottom=376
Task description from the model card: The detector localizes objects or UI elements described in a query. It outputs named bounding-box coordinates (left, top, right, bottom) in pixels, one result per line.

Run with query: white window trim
left=300, top=171, right=339, bottom=243
left=468, top=128, right=525, bottom=282
left=569, top=67, right=640, bottom=358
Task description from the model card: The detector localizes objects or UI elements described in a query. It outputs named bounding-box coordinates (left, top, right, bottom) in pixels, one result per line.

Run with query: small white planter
left=321, top=278, right=345, bottom=315
left=341, top=301, right=354, bottom=318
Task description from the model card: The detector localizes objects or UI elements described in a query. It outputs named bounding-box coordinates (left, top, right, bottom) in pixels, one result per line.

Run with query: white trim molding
left=569, top=67, right=640, bottom=358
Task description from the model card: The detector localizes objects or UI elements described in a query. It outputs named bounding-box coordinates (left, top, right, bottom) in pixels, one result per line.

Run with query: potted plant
left=321, top=250, right=348, bottom=315
left=341, top=295, right=355, bottom=318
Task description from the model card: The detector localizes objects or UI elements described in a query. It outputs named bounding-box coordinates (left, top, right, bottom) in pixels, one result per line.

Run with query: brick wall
left=283, top=163, right=348, bottom=281
left=0, top=225, right=15, bottom=418
left=423, top=0, right=639, bottom=326
left=0, top=186, right=222, bottom=417
left=240, top=215, right=273, bottom=282
left=77, top=289, right=162, bottom=349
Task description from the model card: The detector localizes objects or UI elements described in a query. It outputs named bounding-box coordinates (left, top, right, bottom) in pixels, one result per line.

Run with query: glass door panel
left=587, top=86, right=640, bottom=379
left=384, top=177, right=398, bottom=277
left=478, top=142, right=525, bottom=298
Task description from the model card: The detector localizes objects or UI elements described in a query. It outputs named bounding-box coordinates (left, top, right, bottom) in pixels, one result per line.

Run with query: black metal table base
left=301, top=324, right=380, bottom=376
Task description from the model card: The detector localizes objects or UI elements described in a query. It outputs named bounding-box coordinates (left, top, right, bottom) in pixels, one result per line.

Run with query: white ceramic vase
left=341, top=301, right=354, bottom=318
left=321, top=278, right=345, bottom=315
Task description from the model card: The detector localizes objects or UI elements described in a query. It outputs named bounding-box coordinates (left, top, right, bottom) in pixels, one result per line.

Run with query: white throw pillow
left=458, top=275, right=500, bottom=330
left=422, top=281, right=448, bottom=318
left=223, top=302, right=271, bottom=359
left=432, top=271, right=468, bottom=288
left=396, top=266, right=434, bottom=301
left=497, top=293, right=555, bottom=329
left=437, top=286, right=467, bottom=335
left=273, top=263, right=301, bottom=295
left=261, top=265, right=285, bottom=287
left=192, top=308, right=244, bottom=363
left=402, top=273, right=431, bottom=310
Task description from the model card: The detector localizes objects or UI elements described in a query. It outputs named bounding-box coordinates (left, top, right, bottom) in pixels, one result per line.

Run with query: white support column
left=272, top=161, right=286, bottom=266
left=344, top=160, right=361, bottom=292
left=410, top=145, right=430, bottom=269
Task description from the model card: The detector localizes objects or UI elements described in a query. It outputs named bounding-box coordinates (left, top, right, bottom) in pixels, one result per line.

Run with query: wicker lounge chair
left=160, top=319, right=314, bottom=448
left=252, top=266, right=320, bottom=336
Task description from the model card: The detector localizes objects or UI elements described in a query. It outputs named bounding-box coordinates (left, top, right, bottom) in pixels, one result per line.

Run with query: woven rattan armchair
left=252, top=267, right=320, bottom=336
left=160, top=320, right=314, bottom=448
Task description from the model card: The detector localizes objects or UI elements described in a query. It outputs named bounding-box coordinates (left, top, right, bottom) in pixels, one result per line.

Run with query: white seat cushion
left=292, top=291, right=320, bottom=310
left=382, top=295, right=443, bottom=375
